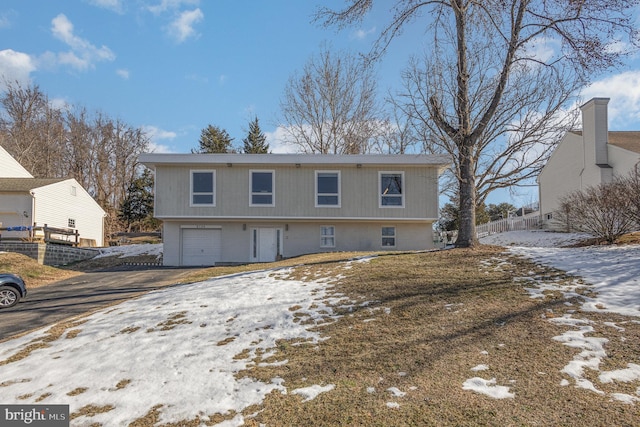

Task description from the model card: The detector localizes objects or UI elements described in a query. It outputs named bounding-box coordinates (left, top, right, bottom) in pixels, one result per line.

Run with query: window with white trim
left=379, top=172, right=404, bottom=207
left=191, top=170, right=216, bottom=206
left=250, top=170, right=274, bottom=206
left=382, top=226, right=396, bottom=247
left=320, top=226, right=335, bottom=248
left=316, top=171, right=340, bottom=207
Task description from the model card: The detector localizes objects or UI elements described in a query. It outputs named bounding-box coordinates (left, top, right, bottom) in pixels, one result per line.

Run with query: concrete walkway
left=0, top=266, right=199, bottom=341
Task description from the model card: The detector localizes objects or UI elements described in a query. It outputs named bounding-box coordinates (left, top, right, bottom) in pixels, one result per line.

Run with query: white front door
left=251, top=227, right=282, bottom=262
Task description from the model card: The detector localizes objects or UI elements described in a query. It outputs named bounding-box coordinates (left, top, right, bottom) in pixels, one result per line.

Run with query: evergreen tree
left=118, top=169, right=158, bottom=232
left=242, top=116, right=269, bottom=153
left=192, top=125, right=234, bottom=153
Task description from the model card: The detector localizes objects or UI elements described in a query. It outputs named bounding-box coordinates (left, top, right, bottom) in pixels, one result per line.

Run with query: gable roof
left=0, top=178, right=67, bottom=192
left=566, top=130, right=640, bottom=154
left=608, top=131, right=640, bottom=154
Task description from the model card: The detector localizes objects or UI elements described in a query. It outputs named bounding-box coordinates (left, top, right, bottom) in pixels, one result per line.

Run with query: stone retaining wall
left=0, top=242, right=98, bottom=266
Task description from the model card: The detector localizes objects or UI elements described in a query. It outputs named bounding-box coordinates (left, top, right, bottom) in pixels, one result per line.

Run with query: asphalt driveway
left=0, top=266, right=199, bottom=340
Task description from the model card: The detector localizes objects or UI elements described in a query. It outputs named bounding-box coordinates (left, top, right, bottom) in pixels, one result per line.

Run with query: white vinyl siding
left=315, top=171, right=340, bottom=207
left=250, top=170, right=275, bottom=206
left=320, top=225, right=335, bottom=247
left=29, top=179, right=106, bottom=246
left=379, top=172, right=404, bottom=208
left=191, top=170, right=216, bottom=206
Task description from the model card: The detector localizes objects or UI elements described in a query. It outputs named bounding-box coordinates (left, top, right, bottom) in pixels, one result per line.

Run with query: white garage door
left=181, top=228, right=222, bottom=266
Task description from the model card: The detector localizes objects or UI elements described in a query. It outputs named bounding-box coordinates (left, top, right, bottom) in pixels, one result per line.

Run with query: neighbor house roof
left=566, top=130, right=640, bottom=154
left=608, top=131, right=640, bottom=154
left=0, top=178, right=66, bottom=192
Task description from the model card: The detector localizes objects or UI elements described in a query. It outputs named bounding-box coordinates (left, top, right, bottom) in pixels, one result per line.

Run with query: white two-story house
left=139, top=153, right=449, bottom=266
left=538, top=98, right=640, bottom=226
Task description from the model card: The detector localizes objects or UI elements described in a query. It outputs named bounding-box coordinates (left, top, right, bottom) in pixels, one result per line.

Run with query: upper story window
left=250, top=170, right=274, bottom=206
left=315, top=171, right=340, bottom=207
left=379, top=172, right=404, bottom=208
left=191, top=170, right=216, bottom=206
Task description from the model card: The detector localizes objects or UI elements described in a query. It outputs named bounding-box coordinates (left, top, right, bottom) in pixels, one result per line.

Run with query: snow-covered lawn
left=0, top=265, right=352, bottom=426
left=2, top=231, right=640, bottom=425
left=481, top=230, right=640, bottom=403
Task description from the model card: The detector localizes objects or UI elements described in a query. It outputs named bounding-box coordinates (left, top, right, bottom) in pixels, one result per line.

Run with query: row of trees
left=192, top=117, right=269, bottom=154
left=555, top=170, right=640, bottom=243
left=0, top=81, right=151, bottom=236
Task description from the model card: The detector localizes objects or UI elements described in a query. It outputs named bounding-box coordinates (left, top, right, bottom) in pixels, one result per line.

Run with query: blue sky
left=1, top=0, right=639, bottom=207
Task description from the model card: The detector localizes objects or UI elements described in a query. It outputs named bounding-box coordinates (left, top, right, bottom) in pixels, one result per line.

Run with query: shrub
left=555, top=179, right=634, bottom=243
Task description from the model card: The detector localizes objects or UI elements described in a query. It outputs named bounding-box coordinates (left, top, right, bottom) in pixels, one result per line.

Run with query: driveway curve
left=0, top=266, right=199, bottom=341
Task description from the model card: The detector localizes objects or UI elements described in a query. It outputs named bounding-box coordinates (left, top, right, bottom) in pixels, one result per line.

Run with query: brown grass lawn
left=232, top=247, right=639, bottom=427
left=2, top=245, right=639, bottom=426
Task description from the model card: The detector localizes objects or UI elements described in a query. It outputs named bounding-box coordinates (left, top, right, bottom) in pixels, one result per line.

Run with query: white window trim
left=315, top=170, right=341, bottom=208
left=379, top=171, right=405, bottom=208
left=249, top=169, right=275, bottom=207
left=190, top=169, right=216, bottom=207
left=320, top=225, right=336, bottom=248
left=381, top=226, right=396, bottom=248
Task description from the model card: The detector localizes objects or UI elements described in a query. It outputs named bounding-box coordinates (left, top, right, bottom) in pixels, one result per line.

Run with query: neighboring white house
left=0, top=147, right=107, bottom=247
left=538, top=97, right=640, bottom=225
left=139, top=153, right=449, bottom=266
left=0, top=145, right=33, bottom=178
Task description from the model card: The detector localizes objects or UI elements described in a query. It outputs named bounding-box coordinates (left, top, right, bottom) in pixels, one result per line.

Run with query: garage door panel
left=181, top=228, right=221, bottom=266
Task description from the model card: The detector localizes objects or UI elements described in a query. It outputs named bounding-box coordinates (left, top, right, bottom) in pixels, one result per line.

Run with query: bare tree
left=0, top=80, right=66, bottom=177
left=279, top=45, right=380, bottom=154
left=317, top=0, right=639, bottom=247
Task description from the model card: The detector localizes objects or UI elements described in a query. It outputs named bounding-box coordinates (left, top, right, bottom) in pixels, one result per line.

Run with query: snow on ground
left=478, top=230, right=640, bottom=403
left=93, top=243, right=163, bottom=259
left=0, top=267, right=349, bottom=426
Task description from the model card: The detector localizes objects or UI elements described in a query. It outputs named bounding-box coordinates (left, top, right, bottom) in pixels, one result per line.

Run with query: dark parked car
left=0, top=273, right=27, bottom=308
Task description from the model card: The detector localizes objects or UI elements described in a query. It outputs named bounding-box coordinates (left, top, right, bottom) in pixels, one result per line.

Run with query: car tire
left=0, top=285, right=20, bottom=308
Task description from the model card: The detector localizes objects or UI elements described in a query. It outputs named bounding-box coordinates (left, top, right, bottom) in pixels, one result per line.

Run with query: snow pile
left=0, top=268, right=348, bottom=426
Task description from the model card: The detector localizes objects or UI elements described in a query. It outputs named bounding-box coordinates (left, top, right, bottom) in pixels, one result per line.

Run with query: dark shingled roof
left=0, top=178, right=66, bottom=192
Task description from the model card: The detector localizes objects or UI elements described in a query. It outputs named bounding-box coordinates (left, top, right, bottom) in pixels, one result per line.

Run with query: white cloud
left=167, top=8, right=203, bottom=43
left=0, top=49, right=36, bottom=87
left=116, top=68, right=130, bottom=79
left=0, top=10, right=16, bottom=29
left=352, top=27, right=376, bottom=40
left=522, top=36, right=559, bottom=64
left=143, top=125, right=178, bottom=153
left=87, top=0, right=124, bottom=13
left=51, top=14, right=115, bottom=71
left=581, top=70, right=640, bottom=128
left=264, top=126, right=300, bottom=154
left=147, top=0, right=200, bottom=15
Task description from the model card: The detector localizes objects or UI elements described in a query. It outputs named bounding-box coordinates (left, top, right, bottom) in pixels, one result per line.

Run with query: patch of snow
left=599, top=364, right=640, bottom=384
left=462, top=377, right=514, bottom=399
left=471, top=364, right=489, bottom=372
left=386, top=402, right=400, bottom=409
left=480, top=230, right=591, bottom=248
left=386, top=387, right=406, bottom=397
left=291, top=384, right=335, bottom=402
left=94, top=243, right=163, bottom=259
